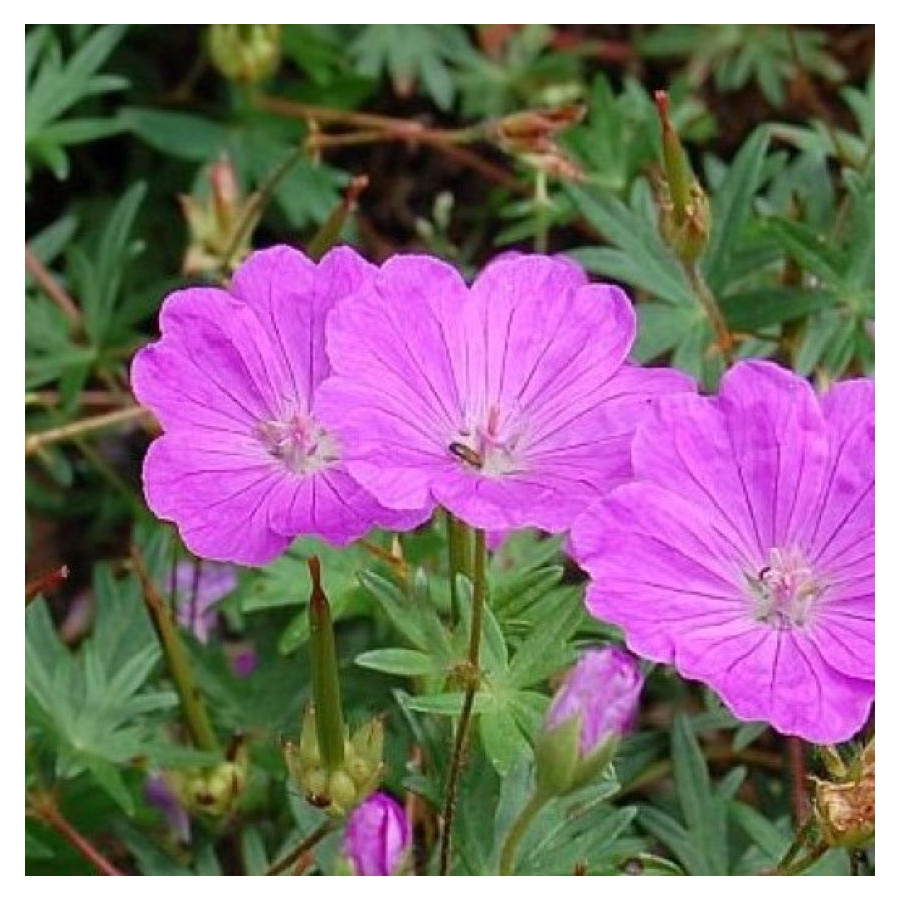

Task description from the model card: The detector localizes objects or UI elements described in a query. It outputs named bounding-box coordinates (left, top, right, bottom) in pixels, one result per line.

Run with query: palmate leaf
left=349, top=25, right=473, bottom=110
left=26, top=25, right=129, bottom=180
left=25, top=568, right=188, bottom=813
left=119, top=108, right=347, bottom=230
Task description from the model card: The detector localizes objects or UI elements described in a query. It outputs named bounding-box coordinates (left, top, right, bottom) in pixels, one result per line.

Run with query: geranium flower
left=570, top=361, right=874, bottom=743
left=131, top=246, right=426, bottom=565
left=317, top=254, right=693, bottom=532
left=545, top=646, right=643, bottom=755
left=341, top=791, right=411, bottom=876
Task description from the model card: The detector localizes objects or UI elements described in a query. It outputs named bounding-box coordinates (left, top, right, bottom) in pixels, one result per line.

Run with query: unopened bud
left=178, top=154, right=260, bottom=275
left=653, top=90, right=711, bottom=266
left=208, top=25, right=281, bottom=84
left=536, top=647, right=643, bottom=798
left=285, top=710, right=385, bottom=816
left=340, top=792, right=411, bottom=876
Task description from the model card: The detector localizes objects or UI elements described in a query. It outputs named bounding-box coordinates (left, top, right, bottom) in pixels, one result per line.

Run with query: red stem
left=36, top=803, right=125, bottom=876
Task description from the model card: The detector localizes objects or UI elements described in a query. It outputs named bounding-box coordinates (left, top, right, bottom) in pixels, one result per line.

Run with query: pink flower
left=131, top=246, right=427, bottom=565
left=570, top=361, right=874, bottom=743
left=317, top=254, right=693, bottom=532
left=546, top=647, right=643, bottom=755
left=341, top=792, right=411, bottom=876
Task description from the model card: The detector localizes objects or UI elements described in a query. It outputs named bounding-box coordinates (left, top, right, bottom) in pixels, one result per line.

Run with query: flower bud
left=178, top=155, right=260, bottom=276
left=536, top=647, right=642, bottom=798
left=208, top=25, right=281, bottom=84
left=813, top=740, right=874, bottom=849
left=340, top=792, right=411, bottom=876
left=284, top=709, right=385, bottom=816
left=653, top=90, right=711, bottom=266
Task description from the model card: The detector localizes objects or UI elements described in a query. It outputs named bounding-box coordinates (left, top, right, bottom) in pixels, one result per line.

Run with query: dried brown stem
left=25, top=245, right=81, bottom=330
left=25, top=406, right=154, bottom=457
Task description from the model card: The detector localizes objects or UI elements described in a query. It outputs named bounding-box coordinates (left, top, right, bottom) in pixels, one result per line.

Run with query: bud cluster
left=284, top=706, right=385, bottom=817
left=813, top=739, right=875, bottom=849
left=491, top=105, right=586, bottom=180
left=164, top=737, right=250, bottom=819
left=208, top=25, right=281, bottom=84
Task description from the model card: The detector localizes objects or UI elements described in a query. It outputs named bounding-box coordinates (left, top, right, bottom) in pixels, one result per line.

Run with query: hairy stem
left=439, top=527, right=486, bottom=875
left=131, top=547, right=221, bottom=753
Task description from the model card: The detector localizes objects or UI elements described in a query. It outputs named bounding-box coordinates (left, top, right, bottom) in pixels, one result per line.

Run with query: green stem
left=131, top=547, right=221, bottom=753
left=499, top=792, right=548, bottom=875
left=445, top=510, right=472, bottom=621
left=684, top=262, right=735, bottom=365
left=439, top=527, right=486, bottom=875
left=308, top=557, right=345, bottom=771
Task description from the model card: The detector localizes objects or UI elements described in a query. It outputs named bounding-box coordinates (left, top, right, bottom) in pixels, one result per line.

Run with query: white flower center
left=256, top=410, right=339, bottom=475
left=449, top=404, right=524, bottom=477
left=746, top=547, right=823, bottom=630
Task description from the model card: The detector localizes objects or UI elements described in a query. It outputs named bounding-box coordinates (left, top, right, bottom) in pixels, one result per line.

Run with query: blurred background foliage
left=26, top=25, right=874, bottom=875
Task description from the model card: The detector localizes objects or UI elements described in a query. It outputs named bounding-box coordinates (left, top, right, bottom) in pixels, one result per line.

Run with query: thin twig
left=28, top=794, right=125, bottom=876
left=25, top=406, right=154, bottom=458
left=265, top=821, right=336, bottom=875
left=25, top=244, right=82, bottom=330
left=439, top=528, right=486, bottom=875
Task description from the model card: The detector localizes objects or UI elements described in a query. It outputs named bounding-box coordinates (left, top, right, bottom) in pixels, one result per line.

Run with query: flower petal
left=143, top=434, right=290, bottom=566
left=230, top=245, right=375, bottom=407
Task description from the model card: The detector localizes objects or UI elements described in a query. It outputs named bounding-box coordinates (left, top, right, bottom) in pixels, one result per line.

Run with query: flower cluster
left=134, top=247, right=874, bottom=744
left=132, top=246, right=687, bottom=560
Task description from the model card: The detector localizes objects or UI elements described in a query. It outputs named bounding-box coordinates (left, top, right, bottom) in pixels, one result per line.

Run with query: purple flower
left=341, top=791, right=411, bottom=876
left=317, top=254, right=694, bottom=533
left=144, top=773, right=190, bottom=844
left=546, top=647, right=643, bottom=755
left=570, top=361, right=874, bottom=744
left=131, top=246, right=427, bottom=565
left=173, top=561, right=237, bottom=643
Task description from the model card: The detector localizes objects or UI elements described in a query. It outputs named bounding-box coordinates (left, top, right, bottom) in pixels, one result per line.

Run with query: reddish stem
left=33, top=801, right=125, bottom=876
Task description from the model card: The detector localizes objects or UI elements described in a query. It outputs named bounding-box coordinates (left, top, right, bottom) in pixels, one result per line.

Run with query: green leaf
left=118, top=108, right=230, bottom=161
left=703, top=127, right=769, bottom=290
left=478, top=701, right=532, bottom=776
left=355, top=647, right=442, bottom=677
left=565, top=184, right=693, bottom=305
left=405, top=691, right=492, bottom=716
left=720, top=287, right=832, bottom=332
